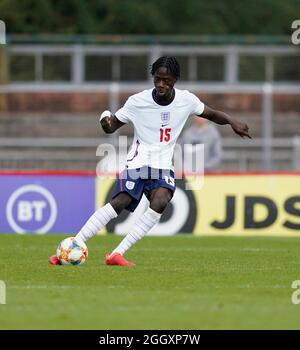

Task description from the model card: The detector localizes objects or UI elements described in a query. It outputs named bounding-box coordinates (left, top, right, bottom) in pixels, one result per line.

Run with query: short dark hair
left=151, top=56, right=180, bottom=79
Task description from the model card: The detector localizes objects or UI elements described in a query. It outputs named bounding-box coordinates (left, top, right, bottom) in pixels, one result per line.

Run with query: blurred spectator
left=180, top=116, right=222, bottom=172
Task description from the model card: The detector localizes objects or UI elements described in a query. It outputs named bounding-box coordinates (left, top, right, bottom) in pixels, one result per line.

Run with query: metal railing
left=2, top=81, right=299, bottom=171
left=3, top=44, right=300, bottom=84
left=6, top=34, right=293, bottom=45
left=0, top=136, right=298, bottom=172
left=1, top=43, right=300, bottom=171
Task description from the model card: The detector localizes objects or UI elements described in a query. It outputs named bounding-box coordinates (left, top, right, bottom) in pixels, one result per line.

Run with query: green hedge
left=0, top=0, right=299, bottom=35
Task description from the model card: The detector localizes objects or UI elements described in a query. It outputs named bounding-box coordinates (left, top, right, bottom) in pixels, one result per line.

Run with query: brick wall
left=0, top=91, right=299, bottom=112
left=4, top=92, right=110, bottom=112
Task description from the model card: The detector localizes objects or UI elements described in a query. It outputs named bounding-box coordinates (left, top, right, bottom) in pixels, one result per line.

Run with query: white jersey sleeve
left=115, top=97, right=136, bottom=124
left=189, top=92, right=205, bottom=116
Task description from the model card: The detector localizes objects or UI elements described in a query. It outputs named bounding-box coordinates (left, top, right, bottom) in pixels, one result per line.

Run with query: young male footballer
left=49, top=56, right=251, bottom=266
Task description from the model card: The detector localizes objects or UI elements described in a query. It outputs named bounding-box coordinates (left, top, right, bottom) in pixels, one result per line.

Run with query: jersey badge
left=161, top=112, right=170, bottom=127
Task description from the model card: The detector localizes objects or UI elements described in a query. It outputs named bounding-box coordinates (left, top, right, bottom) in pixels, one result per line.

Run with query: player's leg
left=50, top=167, right=146, bottom=265
left=149, top=187, right=173, bottom=213
left=106, top=187, right=173, bottom=266
left=75, top=192, right=132, bottom=243
left=50, top=167, right=145, bottom=265
left=49, top=192, right=133, bottom=265
left=76, top=168, right=144, bottom=246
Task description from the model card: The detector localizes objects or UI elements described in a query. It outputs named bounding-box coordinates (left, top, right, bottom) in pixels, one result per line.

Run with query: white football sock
left=76, top=203, right=117, bottom=243
left=112, top=207, right=161, bottom=256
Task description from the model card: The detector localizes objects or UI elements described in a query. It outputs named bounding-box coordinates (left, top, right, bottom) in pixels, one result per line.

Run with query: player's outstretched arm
left=200, top=105, right=252, bottom=139
left=99, top=110, right=125, bottom=134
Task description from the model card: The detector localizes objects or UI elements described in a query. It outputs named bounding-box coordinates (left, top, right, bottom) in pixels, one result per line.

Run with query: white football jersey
left=115, top=88, right=205, bottom=170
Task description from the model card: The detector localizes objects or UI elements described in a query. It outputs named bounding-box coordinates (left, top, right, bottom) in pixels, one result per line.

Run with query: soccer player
left=49, top=56, right=251, bottom=267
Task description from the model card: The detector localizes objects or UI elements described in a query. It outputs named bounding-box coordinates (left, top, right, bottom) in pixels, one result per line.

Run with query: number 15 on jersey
left=160, top=128, right=171, bottom=142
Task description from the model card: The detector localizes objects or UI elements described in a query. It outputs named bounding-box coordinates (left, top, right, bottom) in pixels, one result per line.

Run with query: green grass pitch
left=0, top=234, right=300, bottom=330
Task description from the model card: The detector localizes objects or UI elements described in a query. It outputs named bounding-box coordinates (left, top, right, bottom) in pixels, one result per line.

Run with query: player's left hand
left=230, top=120, right=252, bottom=139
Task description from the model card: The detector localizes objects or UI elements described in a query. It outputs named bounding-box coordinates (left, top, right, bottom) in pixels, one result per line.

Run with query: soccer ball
left=56, top=237, right=88, bottom=265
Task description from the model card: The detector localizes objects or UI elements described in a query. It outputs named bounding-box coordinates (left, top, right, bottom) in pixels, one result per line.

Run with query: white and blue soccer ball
left=56, top=237, right=88, bottom=265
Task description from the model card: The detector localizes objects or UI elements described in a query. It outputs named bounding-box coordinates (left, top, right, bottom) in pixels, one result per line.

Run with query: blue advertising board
left=0, top=174, right=95, bottom=234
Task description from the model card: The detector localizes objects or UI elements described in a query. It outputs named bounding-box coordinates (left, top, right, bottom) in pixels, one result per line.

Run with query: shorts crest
left=125, top=181, right=135, bottom=190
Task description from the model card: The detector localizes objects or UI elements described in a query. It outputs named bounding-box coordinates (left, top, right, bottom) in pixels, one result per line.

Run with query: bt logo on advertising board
left=6, top=185, right=57, bottom=234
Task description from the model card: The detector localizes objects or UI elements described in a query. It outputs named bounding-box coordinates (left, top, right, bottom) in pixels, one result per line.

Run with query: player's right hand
left=99, top=110, right=112, bottom=123
left=99, top=110, right=113, bottom=131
